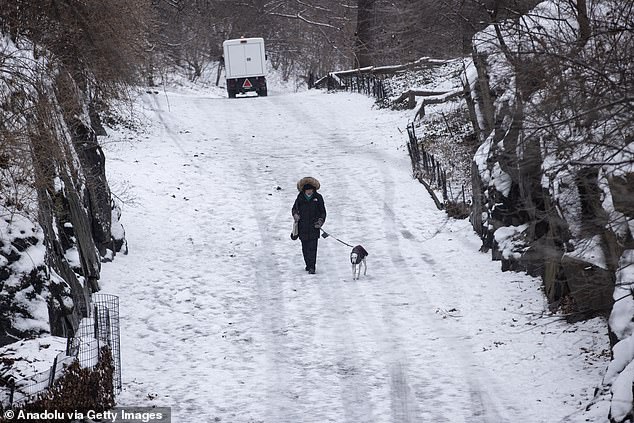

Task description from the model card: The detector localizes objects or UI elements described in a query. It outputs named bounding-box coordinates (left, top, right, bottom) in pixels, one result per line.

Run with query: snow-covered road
left=101, top=88, right=609, bottom=422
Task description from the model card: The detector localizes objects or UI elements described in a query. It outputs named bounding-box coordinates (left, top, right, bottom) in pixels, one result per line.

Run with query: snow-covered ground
left=100, top=83, right=611, bottom=422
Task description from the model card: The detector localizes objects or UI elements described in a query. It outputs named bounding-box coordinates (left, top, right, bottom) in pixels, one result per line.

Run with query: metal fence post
left=94, top=304, right=100, bottom=351
left=66, top=336, right=72, bottom=356
left=8, top=378, right=15, bottom=406
left=93, top=305, right=98, bottom=338
left=105, top=308, right=112, bottom=347
left=48, top=356, right=58, bottom=388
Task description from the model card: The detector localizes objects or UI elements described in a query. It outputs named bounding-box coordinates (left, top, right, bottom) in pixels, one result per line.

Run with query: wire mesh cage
left=92, top=293, right=122, bottom=392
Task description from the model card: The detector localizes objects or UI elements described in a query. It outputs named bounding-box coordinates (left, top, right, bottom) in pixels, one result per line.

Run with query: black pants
left=301, top=238, right=318, bottom=269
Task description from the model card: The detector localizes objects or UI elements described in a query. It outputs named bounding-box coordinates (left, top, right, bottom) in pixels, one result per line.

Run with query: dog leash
left=320, top=229, right=355, bottom=248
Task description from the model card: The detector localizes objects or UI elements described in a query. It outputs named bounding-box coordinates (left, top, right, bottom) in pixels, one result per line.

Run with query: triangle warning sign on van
left=242, top=79, right=252, bottom=88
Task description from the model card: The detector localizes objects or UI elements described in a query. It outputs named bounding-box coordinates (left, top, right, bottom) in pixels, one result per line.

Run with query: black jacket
left=292, top=192, right=326, bottom=240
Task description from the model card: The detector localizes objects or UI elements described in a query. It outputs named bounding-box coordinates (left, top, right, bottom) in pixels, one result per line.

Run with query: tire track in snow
left=268, top=94, right=380, bottom=422
left=315, top=267, right=377, bottom=423
left=378, top=163, right=513, bottom=423
left=219, top=97, right=300, bottom=422
left=143, top=93, right=305, bottom=420
left=145, top=94, right=189, bottom=157
left=276, top=94, right=435, bottom=422
left=218, top=95, right=373, bottom=422
left=264, top=93, right=438, bottom=422
left=275, top=93, right=487, bottom=422
left=119, top=94, right=254, bottom=419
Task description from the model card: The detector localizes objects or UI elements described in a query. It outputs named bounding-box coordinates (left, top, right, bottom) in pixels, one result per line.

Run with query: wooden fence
left=407, top=123, right=469, bottom=217
left=315, top=58, right=470, bottom=218
left=314, top=57, right=461, bottom=110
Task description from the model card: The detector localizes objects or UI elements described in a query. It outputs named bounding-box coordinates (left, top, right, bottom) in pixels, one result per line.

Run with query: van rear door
left=226, top=43, right=245, bottom=77
left=244, top=42, right=264, bottom=75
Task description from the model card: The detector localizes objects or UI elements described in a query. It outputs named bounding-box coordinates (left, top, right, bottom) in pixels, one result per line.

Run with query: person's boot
left=308, top=267, right=315, bottom=274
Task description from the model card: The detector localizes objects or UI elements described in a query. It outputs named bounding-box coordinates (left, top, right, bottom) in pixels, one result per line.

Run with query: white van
left=222, top=37, right=267, bottom=98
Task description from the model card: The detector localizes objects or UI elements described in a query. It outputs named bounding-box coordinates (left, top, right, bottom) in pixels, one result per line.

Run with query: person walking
left=292, top=177, right=326, bottom=274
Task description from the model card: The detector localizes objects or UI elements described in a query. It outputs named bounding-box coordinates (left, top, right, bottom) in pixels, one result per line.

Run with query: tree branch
left=268, top=11, right=341, bottom=30
left=523, top=97, right=634, bottom=130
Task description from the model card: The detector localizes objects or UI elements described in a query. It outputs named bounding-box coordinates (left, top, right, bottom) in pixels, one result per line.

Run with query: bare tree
left=148, top=0, right=357, bottom=82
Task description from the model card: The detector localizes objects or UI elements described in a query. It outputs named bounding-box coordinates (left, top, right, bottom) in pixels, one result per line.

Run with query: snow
left=110, top=216, right=125, bottom=240
left=610, top=358, right=634, bottom=422
left=0, top=336, right=67, bottom=379
left=490, top=162, right=512, bottom=197
left=474, top=137, right=493, bottom=179
left=608, top=250, right=634, bottom=347
left=0, top=214, right=49, bottom=333
left=64, top=246, right=81, bottom=269
left=8, top=243, right=45, bottom=274
left=11, top=287, right=50, bottom=333
left=0, top=336, right=76, bottom=407
left=494, top=224, right=528, bottom=260
left=99, top=85, right=610, bottom=422
left=606, top=249, right=634, bottom=421
left=552, top=169, right=584, bottom=238
left=566, top=236, right=608, bottom=270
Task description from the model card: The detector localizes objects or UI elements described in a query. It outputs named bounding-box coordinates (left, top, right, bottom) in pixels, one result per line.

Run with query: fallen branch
left=414, top=170, right=444, bottom=210
left=415, top=89, right=464, bottom=120
left=392, top=89, right=456, bottom=109
left=314, top=57, right=459, bottom=88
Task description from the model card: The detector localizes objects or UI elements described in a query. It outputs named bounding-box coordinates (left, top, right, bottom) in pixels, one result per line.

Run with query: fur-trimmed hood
left=297, top=176, right=320, bottom=191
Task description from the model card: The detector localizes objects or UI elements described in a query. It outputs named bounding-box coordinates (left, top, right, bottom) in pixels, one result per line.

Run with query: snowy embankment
left=100, top=86, right=609, bottom=422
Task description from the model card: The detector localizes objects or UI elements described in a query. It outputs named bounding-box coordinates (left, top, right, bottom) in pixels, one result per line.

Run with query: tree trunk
left=462, top=68, right=482, bottom=142
left=354, top=0, right=375, bottom=68
left=574, top=0, right=591, bottom=50
left=472, top=48, right=496, bottom=139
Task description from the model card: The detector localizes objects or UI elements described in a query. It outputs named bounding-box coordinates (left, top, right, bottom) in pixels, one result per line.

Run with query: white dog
left=350, top=245, right=369, bottom=280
